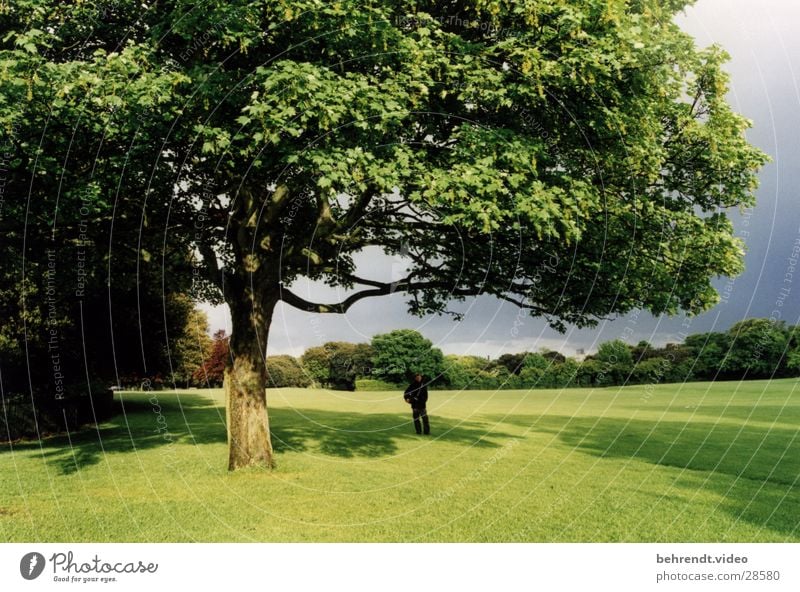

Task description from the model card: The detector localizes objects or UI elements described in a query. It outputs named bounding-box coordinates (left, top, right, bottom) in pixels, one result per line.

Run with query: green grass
left=2, top=379, right=799, bottom=542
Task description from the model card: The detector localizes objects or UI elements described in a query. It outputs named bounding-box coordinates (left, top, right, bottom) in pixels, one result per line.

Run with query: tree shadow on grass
left=270, top=407, right=513, bottom=458
left=483, top=412, right=800, bottom=538
left=1, top=391, right=515, bottom=474
left=0, top=392, right=227, bottom=475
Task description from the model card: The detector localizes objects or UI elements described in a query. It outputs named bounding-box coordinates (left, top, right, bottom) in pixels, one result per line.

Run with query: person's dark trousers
left=412, top=407, right=430, bottom=434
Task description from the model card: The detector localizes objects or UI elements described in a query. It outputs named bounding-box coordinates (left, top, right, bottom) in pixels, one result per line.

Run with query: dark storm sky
left=204, top=0, right=800, bottom=357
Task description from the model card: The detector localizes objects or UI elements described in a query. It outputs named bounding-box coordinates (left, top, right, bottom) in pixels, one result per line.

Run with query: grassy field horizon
left=2, top=378, right=799, bottom=542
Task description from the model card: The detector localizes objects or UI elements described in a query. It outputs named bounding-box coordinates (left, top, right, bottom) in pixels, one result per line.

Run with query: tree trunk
left=224, top=285, right=278, bottom=471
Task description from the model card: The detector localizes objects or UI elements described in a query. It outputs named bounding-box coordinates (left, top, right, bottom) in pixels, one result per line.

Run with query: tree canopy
left=1, top=0, right=767, bottom=468
left=371, top=329, right=444, bottom=384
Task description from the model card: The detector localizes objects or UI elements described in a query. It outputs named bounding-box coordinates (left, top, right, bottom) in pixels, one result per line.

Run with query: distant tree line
left=12, top=315, right=792, bottom=401
left=191, top=318, right=800, bottom=391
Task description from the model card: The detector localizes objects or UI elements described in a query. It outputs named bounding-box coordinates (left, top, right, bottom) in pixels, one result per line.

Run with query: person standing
left=403, top=373, right=430, bottom=435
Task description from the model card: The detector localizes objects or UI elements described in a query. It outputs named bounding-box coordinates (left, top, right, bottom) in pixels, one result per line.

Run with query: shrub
left=266, top=355, right=311, bottom=388
left=301, top=342, right=374, bottom=390
left=442, top=355, right=507, bottom=389
left=597, top=339, right=634, bottom=366
left=631, top=357, right=672, bottom=384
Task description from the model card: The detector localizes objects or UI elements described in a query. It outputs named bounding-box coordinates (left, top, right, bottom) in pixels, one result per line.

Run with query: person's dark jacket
left=404, top=380, right=428, bottom=409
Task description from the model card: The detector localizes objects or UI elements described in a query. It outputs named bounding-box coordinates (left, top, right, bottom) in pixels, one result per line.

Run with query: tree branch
left=341, top=185, right=378, bottom=230
left=263, top=183, right=290, bottom=225
left=340, top=273, right=400, bottom=289
left=279, top=284, right=394, bottom=313
left=279, top=276, right=487, bottom=314
left=496, top=293, right=548, bottom=314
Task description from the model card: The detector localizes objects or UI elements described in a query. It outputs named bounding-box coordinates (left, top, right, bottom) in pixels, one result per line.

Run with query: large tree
left=371, top=330, right=445, bottom=384
left=2, top=0, right=766, bottom=469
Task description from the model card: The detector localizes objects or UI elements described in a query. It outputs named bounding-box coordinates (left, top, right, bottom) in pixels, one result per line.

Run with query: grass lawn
left=2, top=378, right=799, bottom=542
